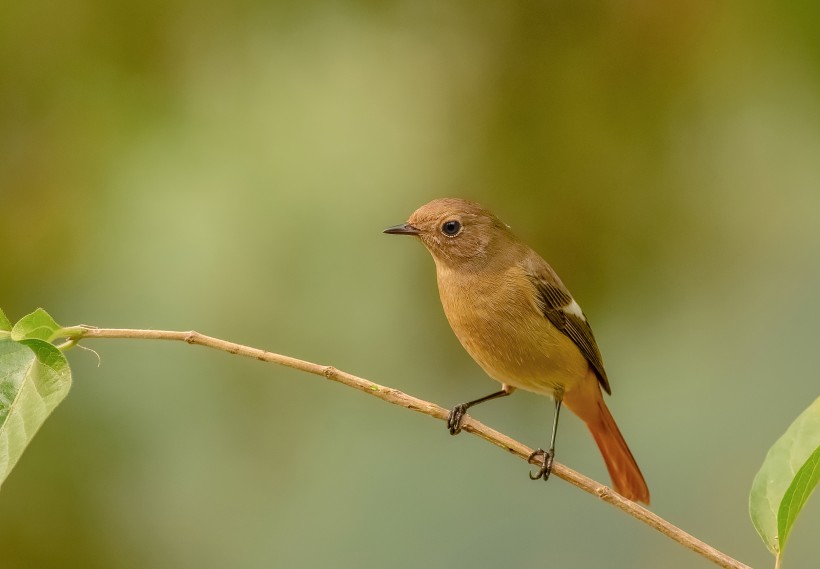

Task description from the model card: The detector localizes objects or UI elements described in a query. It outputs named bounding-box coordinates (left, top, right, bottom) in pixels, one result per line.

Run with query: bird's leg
left=528, top=396, right=563, bottom=481
left=447, top=385, right=515, bottom=435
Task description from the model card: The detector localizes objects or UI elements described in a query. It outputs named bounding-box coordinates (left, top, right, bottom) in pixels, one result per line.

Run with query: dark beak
left=383, top=223, right=421, bottom=236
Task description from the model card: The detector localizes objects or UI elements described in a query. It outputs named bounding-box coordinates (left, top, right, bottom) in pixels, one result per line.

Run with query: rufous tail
left=563, top=373, right=650, bottom=504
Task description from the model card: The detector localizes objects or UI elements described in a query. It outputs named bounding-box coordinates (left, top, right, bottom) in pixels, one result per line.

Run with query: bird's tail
left=563, top=374, right=650, bottom=504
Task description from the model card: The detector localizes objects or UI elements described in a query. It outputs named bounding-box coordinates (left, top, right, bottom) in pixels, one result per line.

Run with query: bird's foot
left=527, top=448, right=554, bottom=481
left=447, top=404, right=469, bottom=435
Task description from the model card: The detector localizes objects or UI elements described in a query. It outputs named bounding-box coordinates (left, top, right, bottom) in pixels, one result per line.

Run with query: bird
left=384, top=198, right=650, bottom=504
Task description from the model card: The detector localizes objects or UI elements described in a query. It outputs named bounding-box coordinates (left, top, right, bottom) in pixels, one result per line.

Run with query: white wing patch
left=562, top=298, right=585, bottom=321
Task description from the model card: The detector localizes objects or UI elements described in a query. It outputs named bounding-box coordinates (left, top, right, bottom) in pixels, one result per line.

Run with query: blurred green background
left=2, top=1, right=819, bottom=567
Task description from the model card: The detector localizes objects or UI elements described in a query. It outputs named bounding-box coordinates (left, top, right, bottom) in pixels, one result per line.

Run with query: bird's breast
left=435, top=263, right=588, bottom=396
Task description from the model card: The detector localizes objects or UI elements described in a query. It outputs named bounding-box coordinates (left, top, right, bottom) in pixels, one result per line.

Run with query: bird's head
left=384, top=198, right=515, bottom=269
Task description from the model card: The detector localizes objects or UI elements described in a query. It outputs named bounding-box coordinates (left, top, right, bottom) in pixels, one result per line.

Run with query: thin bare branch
left=74, top=326, right=753, bottom=569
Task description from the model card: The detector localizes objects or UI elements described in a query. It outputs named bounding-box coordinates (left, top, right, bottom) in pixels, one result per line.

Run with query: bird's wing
left=524, top=257, right=611, bottom=395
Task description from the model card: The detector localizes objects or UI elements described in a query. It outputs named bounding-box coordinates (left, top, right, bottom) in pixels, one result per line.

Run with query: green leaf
left=0, top=336, right=73, bottom=489
left=750, top=397, right=820, bottom=556
left=11, top=308, right=63, bottom=342
left=777, top=444, right=820, bottom=551
left=0, top=309, right=10, bottom=332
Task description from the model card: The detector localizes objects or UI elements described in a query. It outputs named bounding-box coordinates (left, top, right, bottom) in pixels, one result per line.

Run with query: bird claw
left=527, top=448, right=554, bottom=481
left=447, top=404, right=469, bottom=435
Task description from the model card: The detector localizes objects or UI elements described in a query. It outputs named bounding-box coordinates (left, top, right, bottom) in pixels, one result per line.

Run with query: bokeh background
left=1, top=1, right=819, bottom=568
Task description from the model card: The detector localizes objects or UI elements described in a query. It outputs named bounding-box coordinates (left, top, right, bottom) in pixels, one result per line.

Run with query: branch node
left=184, top=331, right=198, bottom=344
left=323, top=365, right=337, bottom=379
left=596, top=486, right=612, bottom=500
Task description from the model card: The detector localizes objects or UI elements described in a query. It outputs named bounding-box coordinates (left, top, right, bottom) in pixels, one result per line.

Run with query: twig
left=72, top=326, right=753, bottom=569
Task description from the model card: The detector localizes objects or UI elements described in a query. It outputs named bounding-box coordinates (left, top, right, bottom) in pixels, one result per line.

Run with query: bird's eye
left=441, top=220, right=462, bottom=236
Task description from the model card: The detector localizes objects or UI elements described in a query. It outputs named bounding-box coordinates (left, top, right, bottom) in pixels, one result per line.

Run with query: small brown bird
left=385, top=198, right=649, bottom=504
